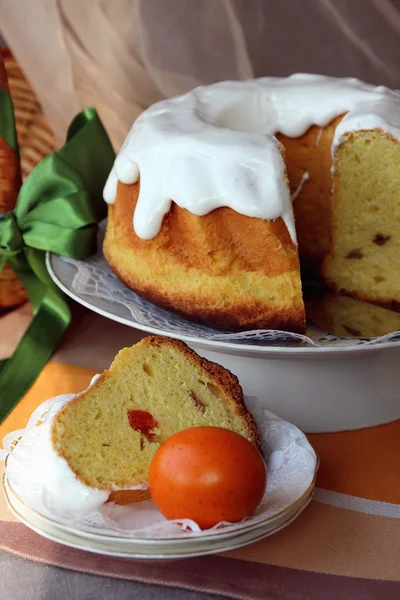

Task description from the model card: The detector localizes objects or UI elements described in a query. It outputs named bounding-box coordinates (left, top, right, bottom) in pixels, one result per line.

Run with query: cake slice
left=51, top=336, right=260, bottom=494
left=322, top=130, right=400, bottom=311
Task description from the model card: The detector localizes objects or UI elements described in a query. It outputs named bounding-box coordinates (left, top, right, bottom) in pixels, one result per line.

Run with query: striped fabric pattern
left=0, top=304, right=399, bottom=598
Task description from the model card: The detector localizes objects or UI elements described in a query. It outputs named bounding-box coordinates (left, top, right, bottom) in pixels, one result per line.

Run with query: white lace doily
left=2, top=394, right=317, bottom=540
left=47, top=221, right=400, bottom=349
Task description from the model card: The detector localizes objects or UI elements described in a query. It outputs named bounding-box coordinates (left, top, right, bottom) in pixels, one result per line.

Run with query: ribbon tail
left=0, top=251, right=71, bottom=424
left=0, top=106, right=114, bottom=420
left=0, top=87, right=19, bottom=155
left=0, top=287, right=70, bottom=423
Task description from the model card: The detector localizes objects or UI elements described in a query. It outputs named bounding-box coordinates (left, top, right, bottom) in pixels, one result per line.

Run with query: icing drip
left=4, top=376, right=147, bottom=518
left=291, top=172, right=310, bottom=202
left=103, top=74, right=400, bottom=244
left=5, top=394, right=109, bottom=516
left=315, top=127, right=323, bottom=147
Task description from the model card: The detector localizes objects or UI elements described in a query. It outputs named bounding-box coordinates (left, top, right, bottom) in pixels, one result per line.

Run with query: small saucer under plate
left=3, top=477, right=314, bottom=559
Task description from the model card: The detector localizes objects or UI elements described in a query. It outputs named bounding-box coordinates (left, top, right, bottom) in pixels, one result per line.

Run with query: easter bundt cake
left=51, top=336, right=260, bottom=498
left=103, top=74, right=400, bottom=333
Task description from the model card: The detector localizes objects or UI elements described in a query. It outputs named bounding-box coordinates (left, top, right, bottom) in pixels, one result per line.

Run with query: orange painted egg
left=148, top=426, right=266, bottom=529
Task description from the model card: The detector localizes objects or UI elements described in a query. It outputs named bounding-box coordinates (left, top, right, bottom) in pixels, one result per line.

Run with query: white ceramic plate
left=2, top=399, right=318, bottom=559
left=3, top=476, right=314, bottom=559
left=45, top=222, right=400, bottom=357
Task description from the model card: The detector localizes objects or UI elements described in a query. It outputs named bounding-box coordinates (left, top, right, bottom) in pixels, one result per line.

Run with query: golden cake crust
left=104, top=182, right=306, bottom=333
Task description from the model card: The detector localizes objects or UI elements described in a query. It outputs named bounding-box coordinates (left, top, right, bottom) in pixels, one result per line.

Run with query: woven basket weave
left=0, top=48, right=57, bottom=309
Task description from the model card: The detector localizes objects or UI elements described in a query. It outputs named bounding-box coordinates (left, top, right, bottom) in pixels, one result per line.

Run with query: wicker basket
left=0, top=48, right=57, bottom=309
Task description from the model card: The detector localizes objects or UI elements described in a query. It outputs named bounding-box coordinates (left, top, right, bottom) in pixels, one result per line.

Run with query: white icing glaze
left=6, top=394, right=109, bottom=516
left=4, top=375, right=146, bottom=517
left=103, top=74, right=400, bottom=244
left=291, top=172, right=310, bottom=202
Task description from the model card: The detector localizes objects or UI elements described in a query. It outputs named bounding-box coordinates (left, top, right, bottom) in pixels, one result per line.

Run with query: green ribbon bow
left=0, top=104, right=115, bottom=423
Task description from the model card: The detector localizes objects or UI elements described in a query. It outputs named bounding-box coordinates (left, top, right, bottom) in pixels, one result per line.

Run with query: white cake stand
left=46, top=250, right=400, bottom=433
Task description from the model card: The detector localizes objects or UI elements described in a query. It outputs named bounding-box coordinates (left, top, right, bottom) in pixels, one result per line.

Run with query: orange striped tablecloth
left=1, top=304, right=399, bottom=600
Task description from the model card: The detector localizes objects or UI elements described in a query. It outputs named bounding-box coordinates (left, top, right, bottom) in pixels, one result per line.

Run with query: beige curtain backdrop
left=0, top=0, right=399, bottom=148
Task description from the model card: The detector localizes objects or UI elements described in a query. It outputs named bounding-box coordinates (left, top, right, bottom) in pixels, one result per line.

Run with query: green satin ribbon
left=0, top=87, right=18, bottom=154
left=0, top=106, right=115, bottom=423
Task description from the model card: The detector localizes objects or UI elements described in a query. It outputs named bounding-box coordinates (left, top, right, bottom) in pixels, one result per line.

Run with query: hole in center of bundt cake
left=127, top=409, right=158, bottom=441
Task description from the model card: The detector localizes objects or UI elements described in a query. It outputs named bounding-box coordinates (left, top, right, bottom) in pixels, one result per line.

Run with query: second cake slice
left=51, top=336, right=260, bottom=493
